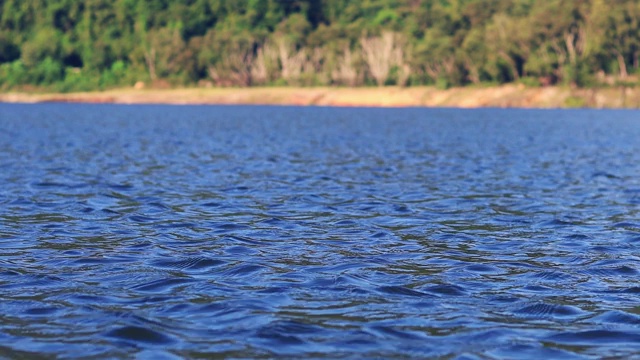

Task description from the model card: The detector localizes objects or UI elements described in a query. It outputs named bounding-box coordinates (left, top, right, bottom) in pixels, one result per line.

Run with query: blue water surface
left=1, top=103, right=640, bottom=358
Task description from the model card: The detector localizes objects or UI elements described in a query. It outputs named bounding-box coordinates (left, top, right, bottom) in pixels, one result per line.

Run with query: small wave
left=104, top=325, right=175, bottom=345
left=513, top=303, right=587, bottom=319
left=547, top=330, right=640, bottom=345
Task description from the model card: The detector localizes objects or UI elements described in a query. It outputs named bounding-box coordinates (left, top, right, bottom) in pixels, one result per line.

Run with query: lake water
left=1, top=104, right=640, bottom=358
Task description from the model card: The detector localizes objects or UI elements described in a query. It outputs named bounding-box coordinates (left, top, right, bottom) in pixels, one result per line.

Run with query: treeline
left=0, top=0, right=639, bottom=91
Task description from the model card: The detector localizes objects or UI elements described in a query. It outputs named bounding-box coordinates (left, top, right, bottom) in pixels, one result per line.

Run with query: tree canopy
left=1, top=0, right=639, bottom=91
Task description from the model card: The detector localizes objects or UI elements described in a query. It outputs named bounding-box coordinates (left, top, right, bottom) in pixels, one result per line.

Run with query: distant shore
left=1, top=85, right=639, bottom=109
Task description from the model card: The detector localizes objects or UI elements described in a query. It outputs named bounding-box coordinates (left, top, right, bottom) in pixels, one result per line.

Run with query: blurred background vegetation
left=0, top=0, right=639, bottom=92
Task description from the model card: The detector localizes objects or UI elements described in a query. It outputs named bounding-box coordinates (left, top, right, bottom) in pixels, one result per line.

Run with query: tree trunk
left=332, top=47, right=359, bottom=86
left=499, top=51, right=519, bottom=80
left=144, top=47, right=157, bottom=81
left=616, top=50, right=628, bottom=78
left=361, top=32, right=397, bottom=86
left=565, top=32, right=576, bottom=65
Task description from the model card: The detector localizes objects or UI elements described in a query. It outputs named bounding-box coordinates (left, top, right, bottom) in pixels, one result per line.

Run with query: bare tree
left=360, top=32, right=408, bottom=86
left=277, top=38, right=306, bottom=83
left=392, top=42, right=411, bottom=86
left=208, top=50, right=254, bottom=86
left=332, top=47, right=359, bottom=86
left=206, top=42, right=255, bottom=87
left=463, top=56, right=481, bottom=84
left=423, top=57, right=456, bottom=82
left=251, top=44, right=279, bottom=85
left=302, top=47, right=326, bottom=84
left=614, top=50, right=629, bottom=79
left=143, top=46, right=157, bottom=81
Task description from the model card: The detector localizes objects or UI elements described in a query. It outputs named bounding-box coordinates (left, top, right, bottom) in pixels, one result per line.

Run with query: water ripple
left=1, top=104, right=640, bottom=358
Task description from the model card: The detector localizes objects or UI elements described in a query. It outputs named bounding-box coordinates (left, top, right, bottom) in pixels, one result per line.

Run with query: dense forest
left=0, top=0, right=639, bottom=91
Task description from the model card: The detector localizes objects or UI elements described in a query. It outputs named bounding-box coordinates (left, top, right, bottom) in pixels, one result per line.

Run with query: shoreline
left=1, top=84, right=639, bottom=109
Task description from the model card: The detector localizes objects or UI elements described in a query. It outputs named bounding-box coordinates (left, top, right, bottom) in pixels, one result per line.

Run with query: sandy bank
left=1, top=85, right=639, bottom=108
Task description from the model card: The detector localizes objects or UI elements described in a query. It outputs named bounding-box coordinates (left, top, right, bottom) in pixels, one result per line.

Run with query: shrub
left=34, top=57, right=65, bottom=84
left=564, top=96, right=587, bottom=108
left=0, top=60, right=28, bottom=88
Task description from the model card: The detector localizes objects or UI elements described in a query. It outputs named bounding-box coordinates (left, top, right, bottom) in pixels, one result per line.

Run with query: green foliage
left=0, top=60, right=28, bottom=88
left=518, top=76, right=541, bottom=87
left=0, top=0, right=639, bottom=90
left=20, top=29, right=62, bottom=68
left=33, top=57, right=65, bottom=84
left=373, top=9, right=399, bottom=27
left=99, top=60, right=129, bottom=88
left=435, top=77, right=450, bottom=90
left=564, top=95, right=587, bottom=108
left=563, top=61, right=594, bottom=88
left=55, top=69, right=100, bottom=92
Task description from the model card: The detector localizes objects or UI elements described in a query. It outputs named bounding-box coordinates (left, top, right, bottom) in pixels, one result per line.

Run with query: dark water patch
left=463, top=264, right=505, bottom=274
left=104, top=325, right=175, bottom=345
left=612, top=222, right=640, bottom=229
left=422, top=284, right=467, bottom=296
left=619, top=286, right=640, bottom=294
left=158, top=222, right=197, bottom=229
left=130, top=278, right=195, bottom=293
left=201, top=201, right=222, bottom=207
left=368, top=324, right=428, bottom=340
left=147, top=202, right=171, bottom=210
left=100, top=208, right=120, bottom=215
left=540, top=219, right=579, bottom=227
left=31, top=181, right=71, bottom=188
left=108, top=183, right=134, bottom=191
left=149, top=257, right=225, bottom=272
left=128, top=215, right=155, bottom=223
left=23, top=307, right=61, bottom=316
left=520, top=285, right=554, bottom=292
left=220, top=235, right=264, bottom=245
left=546, top=330, right=640, bottom=345
left=376, top=285, right=433, bottom=298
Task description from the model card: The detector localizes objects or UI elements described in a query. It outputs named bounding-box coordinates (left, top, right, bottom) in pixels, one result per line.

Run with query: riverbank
left=1, top=84, right=639, bottom=108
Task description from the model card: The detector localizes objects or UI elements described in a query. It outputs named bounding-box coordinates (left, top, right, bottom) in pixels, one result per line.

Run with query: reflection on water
left=1, top=104, right=640, bottom=358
